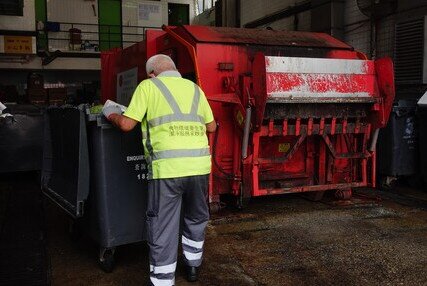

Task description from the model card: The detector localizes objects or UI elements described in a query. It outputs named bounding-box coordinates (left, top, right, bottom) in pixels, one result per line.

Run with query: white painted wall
left=122, top=0, right=196, bottom=26
left=0, top=0, right=35, bottom=31
left=47, top=0, right=99, bottom=24
left=122, top=0, right=196, bottom=47
left=46, top=0, right=99, bottom=51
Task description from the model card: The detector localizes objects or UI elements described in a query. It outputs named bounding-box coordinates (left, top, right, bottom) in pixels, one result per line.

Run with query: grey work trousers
left=147, top=174, right=209, bottom=286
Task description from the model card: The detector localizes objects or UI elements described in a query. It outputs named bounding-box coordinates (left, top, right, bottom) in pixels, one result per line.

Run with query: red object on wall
left=101, top=26, right=395, bottom=209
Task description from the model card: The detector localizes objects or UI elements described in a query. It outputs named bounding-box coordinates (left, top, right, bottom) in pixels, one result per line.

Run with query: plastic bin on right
left=377, top=99, right=418, bottom=189
left=417, top=91, right=427, bottom=187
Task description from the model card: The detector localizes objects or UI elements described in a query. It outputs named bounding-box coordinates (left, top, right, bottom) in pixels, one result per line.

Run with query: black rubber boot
left=185, top=266, right=198, bottom=282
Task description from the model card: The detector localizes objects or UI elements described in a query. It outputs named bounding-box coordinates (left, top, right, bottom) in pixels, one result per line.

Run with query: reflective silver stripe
left=149, top=78, right=203, bottom=126
left=183, top=250, right=203, bottom=261
left=147, top=78, right=207, bottom=166
left=142, top=131, right=147, bottom=139
left=150, top=77, right=182, bottom=115
left=182, top=236, right=204, bottom=249
left=190, top=84, right=200, bottom=115
left=145, top=128, right=154, bottom=178
left=148, top=114, right=204, bottom=127
left=150, top=277, right=175, bottom=286
left=151, top=262, right=177, bottom=274
left=152, top=148, right=210, bottom=160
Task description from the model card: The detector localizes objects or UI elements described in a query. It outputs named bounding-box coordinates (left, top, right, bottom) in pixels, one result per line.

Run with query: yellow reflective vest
left=124, top=72, right=214, bottom=179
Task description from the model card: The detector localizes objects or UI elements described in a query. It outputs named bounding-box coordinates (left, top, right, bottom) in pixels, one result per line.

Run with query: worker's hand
left=102, top=100, right=127, bottom=120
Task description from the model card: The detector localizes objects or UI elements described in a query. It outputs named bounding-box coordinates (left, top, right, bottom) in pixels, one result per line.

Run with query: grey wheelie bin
left=41, top=105, right=147, bottom=272
left=0, top=104, right=44, bottom=173
left=417, top=91, right=427, bottom=187
left=377, top=99, right=418, bottom=188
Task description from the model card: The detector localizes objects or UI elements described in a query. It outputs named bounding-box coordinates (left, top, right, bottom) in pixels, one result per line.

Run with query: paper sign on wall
left=117, top=67, right=138, bottom=106
left=4, top=36, right=33, bottom=54
left=139, top=3, right=161, bottom=20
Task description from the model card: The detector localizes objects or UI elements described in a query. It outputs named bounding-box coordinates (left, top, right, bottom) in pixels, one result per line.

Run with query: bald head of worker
left=146, top=54, right=177, bottom=78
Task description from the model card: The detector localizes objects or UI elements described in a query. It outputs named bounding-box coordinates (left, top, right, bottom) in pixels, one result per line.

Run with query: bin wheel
left=380, top=176, right=397, bottom=190
left=68, top=219, right=81, bottom=242
left=236, top=197, right=250, bottom=210
left=335, top=189, right=352, bottom=200
left=209, top=202, right=221, bottom=214
left=303, top=191, right=325, bottom=202
left=99, top=248, right=116, bottom=273
left=406, top=175, right=423, bottom=189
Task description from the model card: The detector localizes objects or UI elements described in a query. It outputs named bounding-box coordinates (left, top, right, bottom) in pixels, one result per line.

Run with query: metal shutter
left=394, top=17, right=426, bottom=84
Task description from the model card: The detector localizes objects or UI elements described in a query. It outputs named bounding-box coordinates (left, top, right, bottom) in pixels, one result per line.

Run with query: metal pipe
left=369, top=128, right=380, bottom=152
left=241, top=106, right=251, bottom=159
left=370, top=0, right=377, bottom=59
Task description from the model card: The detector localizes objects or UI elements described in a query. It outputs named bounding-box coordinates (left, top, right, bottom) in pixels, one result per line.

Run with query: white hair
left=145, top=54, right=177, bottom=75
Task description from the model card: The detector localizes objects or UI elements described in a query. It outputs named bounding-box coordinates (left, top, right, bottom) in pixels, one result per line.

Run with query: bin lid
left=181, top=26, right=353, bottom=49
left=417, top=91, right=427, bottom=106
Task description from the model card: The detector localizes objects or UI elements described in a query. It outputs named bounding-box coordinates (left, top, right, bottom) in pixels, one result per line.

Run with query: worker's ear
left=148, top=73, right=156, bottom=78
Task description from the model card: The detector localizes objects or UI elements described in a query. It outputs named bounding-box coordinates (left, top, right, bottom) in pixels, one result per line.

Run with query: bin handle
left=369, top=128, right=380, bottom=152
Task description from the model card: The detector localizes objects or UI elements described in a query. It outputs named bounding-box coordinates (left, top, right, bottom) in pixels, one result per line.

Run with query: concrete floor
left=45, top=187, right=427, bottom=286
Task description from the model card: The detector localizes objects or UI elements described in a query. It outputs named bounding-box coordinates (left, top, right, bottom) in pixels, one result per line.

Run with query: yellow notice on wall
left=4, top=36, right=33, bottom=54
left=278, top=143, right=291, bottom=153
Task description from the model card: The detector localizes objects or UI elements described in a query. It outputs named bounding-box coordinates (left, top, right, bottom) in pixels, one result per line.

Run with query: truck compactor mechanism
left=101, top=25, right=395, bottom=210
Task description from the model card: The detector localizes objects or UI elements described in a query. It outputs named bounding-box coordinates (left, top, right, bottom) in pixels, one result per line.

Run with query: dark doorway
left=168, top=3, right=189, bottom=26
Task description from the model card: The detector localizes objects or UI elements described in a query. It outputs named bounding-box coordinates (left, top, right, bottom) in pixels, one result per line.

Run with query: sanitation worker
left=102, top=54, right=216, bottom=286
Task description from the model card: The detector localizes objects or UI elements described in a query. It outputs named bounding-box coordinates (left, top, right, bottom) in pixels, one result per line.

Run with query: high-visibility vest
left=142, top=77, right=211, bottom=179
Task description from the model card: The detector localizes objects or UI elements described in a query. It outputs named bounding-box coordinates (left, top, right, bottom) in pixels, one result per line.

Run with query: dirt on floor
left=45, top=187, right=427, bottom=286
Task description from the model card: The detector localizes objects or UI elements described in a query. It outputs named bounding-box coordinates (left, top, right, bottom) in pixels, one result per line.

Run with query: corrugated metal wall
left=394, top=17, right=426, bottom=84
left=241, top=0, right=294, bottom=27
left=342, top=0, right=371, bottom=56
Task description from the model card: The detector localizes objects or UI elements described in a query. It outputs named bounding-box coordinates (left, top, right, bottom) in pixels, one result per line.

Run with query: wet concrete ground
left=45, top=187, right=427, bottom=286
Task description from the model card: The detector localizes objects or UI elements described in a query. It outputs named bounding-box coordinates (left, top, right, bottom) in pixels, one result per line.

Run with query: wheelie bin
left=377, top=99, right=418, bottom=189
left=417, top=91, right=427, bottom=187
left=0, top=104, right=44, bottom=173
left=41, top=105, right=147, bottom=272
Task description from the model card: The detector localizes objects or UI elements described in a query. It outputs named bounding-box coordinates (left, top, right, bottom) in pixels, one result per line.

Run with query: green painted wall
left=35, top=0, right=47, bottom=52
left=98, top=0, right=122, bottom=51
left=34, top=0, right=46, bottom=21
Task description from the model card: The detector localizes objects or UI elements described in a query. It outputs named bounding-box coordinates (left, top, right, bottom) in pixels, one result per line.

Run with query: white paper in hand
left=102, top=100, right=127, bottom=118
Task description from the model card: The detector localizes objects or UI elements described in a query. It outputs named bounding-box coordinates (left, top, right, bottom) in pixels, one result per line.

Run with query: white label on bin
left=117, top=67, right=138, bottom=106
left=134, top=163, right=147, bottom=171
left=127, top=155, right=144, bottom=162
